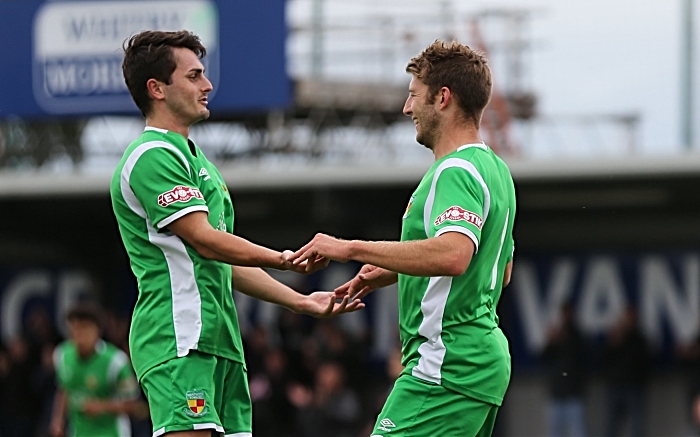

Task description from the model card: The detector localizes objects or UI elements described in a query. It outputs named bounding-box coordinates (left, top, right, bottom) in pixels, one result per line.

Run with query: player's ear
left=147, top=78, right=166, bottom=101
left=439, top=86, right=451, bottom=109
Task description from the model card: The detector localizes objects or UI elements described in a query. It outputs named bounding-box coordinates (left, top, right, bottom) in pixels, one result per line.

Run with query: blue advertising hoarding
left=505, top=251, right=700, bottom=367
left=2, top=251, right=697, bottom=366
left=0, top=0, right=291, bottom=118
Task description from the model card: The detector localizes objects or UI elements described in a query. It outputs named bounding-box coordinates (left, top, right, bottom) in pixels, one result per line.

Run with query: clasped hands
left=284, top=233, right=394, bottom=302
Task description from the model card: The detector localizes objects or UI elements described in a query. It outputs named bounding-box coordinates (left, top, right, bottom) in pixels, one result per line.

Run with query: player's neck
left=145, top=113, right=190, bottom=139
left=76, top=344, right=97, bottom=359
left=431, top=127, right=482, bottom=160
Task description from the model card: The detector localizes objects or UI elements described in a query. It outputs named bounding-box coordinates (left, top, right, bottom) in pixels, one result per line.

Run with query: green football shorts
left=371, top=374, right=499, bottom=437
left=140, top=350, right=252, bottom=437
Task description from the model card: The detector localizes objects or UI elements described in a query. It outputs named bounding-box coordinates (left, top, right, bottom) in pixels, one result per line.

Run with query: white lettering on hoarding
left=35, top=1, right=217, bottom=57
left=0, top=270, right=95, bottom=342
left=512, top=259, right=577, bottom=352
left=640, top=256, right=700, bottom=345
left=511, top=255, right=700, bottom=353
left=32, top=1, right=219, bottom=114
left=578, top=257, right=627, bottom=333
left=45, top=58, right=127, bottom=96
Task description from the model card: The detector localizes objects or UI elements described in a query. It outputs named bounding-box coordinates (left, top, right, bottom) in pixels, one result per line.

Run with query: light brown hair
left=406, top=40, right=492, bottom=126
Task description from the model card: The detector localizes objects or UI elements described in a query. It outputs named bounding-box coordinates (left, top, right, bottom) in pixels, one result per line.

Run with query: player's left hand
left=297, top=291, right=365, bottom=318
left=289, top=233, right=353, bottom=271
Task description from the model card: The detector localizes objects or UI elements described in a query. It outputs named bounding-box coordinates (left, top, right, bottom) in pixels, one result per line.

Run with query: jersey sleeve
left=428, top=165, right=487, bottom=251
left=506, top=242, right=515, bottom=263
left=128, top=147, right=208, bottom=230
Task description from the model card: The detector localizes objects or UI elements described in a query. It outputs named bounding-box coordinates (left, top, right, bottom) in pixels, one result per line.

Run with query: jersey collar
left=144, top=126, right=168, bottom=134
left=457, top=142, right=488, bottom=152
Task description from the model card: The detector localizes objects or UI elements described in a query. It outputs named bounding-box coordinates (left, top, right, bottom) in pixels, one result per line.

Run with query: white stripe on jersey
left=120, top=141, right=203, bottom=359
left=117, top=413, right=131, bottom=437
left=413, top=156, right=491, bottom=383
left=423, top=157, right=491, bottom=241
left=435, top=225, right=479, bottom=252
left=146, top=219, right=203, bottom=357
left=491, top=209, right=511, bottom=290
left=107, top=349, right=128, bottom=385
left=120, top=141, right=191, bottom=219
left=157, top=204, right=209, bottom=230
left=412, top=275, right=452, bottom=384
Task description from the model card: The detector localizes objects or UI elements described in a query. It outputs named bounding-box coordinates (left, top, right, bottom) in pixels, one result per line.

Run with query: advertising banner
left=0, top=0, right=290, bottom=118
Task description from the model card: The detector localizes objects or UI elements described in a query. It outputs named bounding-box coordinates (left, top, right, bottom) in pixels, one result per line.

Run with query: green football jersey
left=110, top=127, right=244, bottom=379
left=53, top=340, right=139, bottom=437
left=399, top=142, right=516, bottom=406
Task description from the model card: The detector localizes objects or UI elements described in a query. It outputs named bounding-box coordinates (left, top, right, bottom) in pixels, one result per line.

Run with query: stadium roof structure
left=2, top=153, right=700, bottom=199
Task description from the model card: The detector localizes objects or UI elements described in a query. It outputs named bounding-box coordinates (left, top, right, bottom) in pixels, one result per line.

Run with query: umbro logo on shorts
left=378, top=417, right=396, bottom=432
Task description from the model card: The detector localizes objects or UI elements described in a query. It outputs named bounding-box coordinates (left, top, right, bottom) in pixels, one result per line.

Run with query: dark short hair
left=406, top=40, right=492, bottom=127
left=65, top=302, right=102, bottom=328
left=122, top=30, right=207, bottom=117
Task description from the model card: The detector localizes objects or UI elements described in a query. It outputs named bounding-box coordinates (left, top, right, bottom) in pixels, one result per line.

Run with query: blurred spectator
left=249, top=348, right=298, bottom=437
left=49, top=302, right=142, bottom=437
left=277, top=311, right=317, bottom=387
left=23, top=305, right=62, bottom=437
left=541, top=301, right=589, bottom=437
left=357, top=346, right=404, bottom=436
left=601, top=305, right=650, bottom=437
left=678, top=327, right=700, bottom=436
left=313, top=320, right=367, bottom=390
left=0, top=336, right=39, bottom=437
left=245, top=325, right=272, bottom=374
left=290, top=361, right=362, bottom=437
left=103, top=310, right=131, bottom=355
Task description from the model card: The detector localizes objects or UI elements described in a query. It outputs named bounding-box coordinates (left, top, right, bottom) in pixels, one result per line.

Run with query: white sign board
left=32, top=0, right=219, bottom=114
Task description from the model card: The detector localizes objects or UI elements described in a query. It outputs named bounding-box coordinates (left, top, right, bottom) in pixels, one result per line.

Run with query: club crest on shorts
left=158, top=186, right=203, bottom=207
left=434, top=205, right=483, bottom=229
left=184, top=389, right=208, bottom=417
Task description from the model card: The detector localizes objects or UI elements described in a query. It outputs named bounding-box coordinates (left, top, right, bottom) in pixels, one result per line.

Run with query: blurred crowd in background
left=0, top=304, right=402, bottom=437
left=1, top=301, right=699, bottom=437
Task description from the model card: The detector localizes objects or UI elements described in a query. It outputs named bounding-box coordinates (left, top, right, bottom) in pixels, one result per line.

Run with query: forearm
left=167, top=212, right=290, bottom=270
left=194, top=230, right=287, bottom=270
left=347, top=237, right=470, bottom=277
left=90, top=398, right=137, bottom=415
left=51, top=390, right=67, bottom=424
left=102, top=398, right=139, bottom=414
left=232, top=266, right=304, bottom=312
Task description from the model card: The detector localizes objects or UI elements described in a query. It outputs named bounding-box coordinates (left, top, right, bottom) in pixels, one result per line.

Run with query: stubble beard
left=186, top=106, right=210, bottom=127
left=415, top=108, right=440, bottom=150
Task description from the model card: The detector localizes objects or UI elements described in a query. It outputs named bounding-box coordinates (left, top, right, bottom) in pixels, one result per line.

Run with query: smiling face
left=162, top=47, right=213, bottom=126
left=403, top=76, right=441, bottom=149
